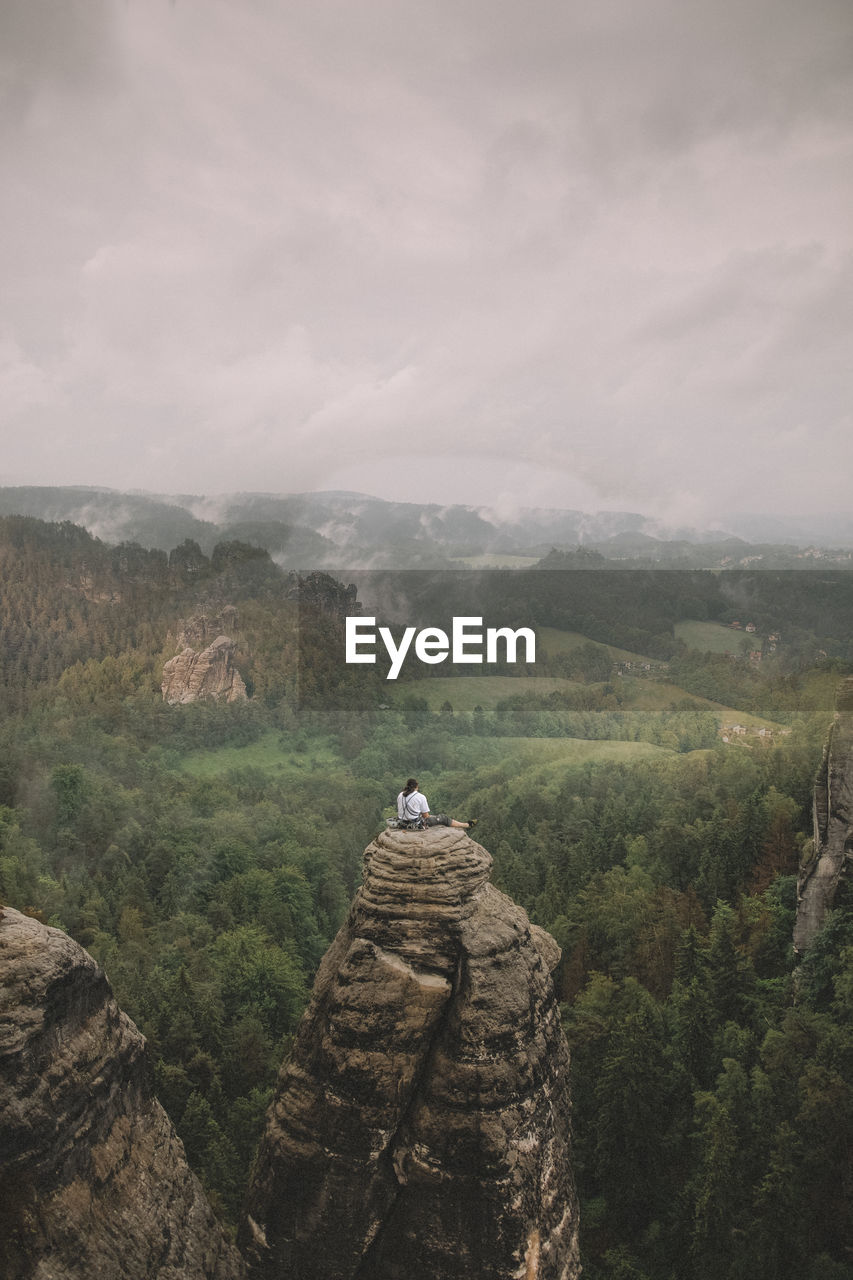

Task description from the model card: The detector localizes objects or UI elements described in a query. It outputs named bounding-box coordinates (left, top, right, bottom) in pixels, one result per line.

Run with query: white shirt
left=397, top=790, right=429, bottom=821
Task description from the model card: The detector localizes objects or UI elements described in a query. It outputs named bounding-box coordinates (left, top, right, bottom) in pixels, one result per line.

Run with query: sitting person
left=395, top=778, right=476, bottom=829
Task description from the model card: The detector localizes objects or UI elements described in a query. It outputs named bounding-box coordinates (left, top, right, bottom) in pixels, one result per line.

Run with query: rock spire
left=0, top=907, right=244, bottom=1280
left=161, top=634, right=247, bottom=704
left=794, top=676, right=853, bottom=953
left=240, top=826, right=580, bottom=1279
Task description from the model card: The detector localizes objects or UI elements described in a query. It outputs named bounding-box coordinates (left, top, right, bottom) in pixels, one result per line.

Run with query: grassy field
left=537, top=626, right=653, bottom=664
left=180, top=731, right=341, bottom=779
left=458, top=736, right=677, bottom=769
left=179, top=726, right=680, bottom=784
left=615, top=677, right=783, bottom=728
left=440, top=738, right=703, bottom=816
left=398, top=674, right=586, bottom=712
left=674, top=619, right=753, bottom=654
left=399, top=667, right=785, bottom=731
left=179, top=634, right=814, bottom=784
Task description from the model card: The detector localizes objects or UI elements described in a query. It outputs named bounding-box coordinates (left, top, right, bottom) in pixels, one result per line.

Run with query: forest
left=1, top=514, right=852, bottom=1280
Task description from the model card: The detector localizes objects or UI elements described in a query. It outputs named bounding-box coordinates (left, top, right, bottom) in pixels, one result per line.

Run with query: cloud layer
left=1, top=0, right=851, bottom=524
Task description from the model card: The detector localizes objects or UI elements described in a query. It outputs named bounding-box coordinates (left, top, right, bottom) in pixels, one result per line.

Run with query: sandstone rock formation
left=176, top=608, right=240, bottom=650
left=240, top=826, right=579, bottom=1280
left=794, top=677, right=853, bottom=953
left=161, top=634, right=247, bottom=704
left=0, top=907, right=245, bottom=1280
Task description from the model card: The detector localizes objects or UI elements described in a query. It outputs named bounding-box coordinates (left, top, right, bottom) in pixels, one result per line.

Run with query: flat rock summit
left=1, top=827, right=579, bottom=1280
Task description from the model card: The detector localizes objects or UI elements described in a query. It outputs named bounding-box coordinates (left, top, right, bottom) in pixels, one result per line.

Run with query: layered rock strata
left=241, top=826, right=579, bottom=1280
left=161, top=634, right=247, bottom=704
left=0, top=907, right=244, bottom=1280
left=794, top=677, right=853, bottom=953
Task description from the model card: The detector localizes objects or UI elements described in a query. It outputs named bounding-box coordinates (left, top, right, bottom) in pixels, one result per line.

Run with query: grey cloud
left=0, top=0, right=851, bottom=521
left=0, top=0, right=119, bottom=114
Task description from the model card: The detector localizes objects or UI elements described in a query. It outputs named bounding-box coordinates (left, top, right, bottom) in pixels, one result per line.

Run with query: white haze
left=1, top=0, right=851, bottom=530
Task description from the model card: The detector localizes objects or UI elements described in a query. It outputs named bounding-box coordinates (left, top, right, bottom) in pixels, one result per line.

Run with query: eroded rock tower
left=794, top=676, right=853, bottom=954
left=241, top=826, right=580, bottom=1280
left=0, top=907, right=244, bottom=1280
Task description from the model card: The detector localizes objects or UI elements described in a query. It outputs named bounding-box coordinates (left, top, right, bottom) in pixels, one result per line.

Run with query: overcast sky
left=1, top=0, right=851, bottom=526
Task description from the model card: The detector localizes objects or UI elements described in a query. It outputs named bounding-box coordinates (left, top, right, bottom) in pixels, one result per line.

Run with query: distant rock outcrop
left=161, top=635, right=247, bottom=704
left=176, top=608, right=240, bottom=650
left=794, top=677, right=853, bottom=953
left=240, top=827, right=579, bottom=1280
left=0, top=907, right=244, bottom=1280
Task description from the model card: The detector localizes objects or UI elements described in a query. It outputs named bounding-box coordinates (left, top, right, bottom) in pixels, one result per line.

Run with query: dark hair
left=402, top=778, right=418, bottom=796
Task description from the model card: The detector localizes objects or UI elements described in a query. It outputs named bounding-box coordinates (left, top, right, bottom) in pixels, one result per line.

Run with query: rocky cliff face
left=161, top=634, right=247, bottom=704
left=240, top=827, right=579, bottom=1280
left=794, top=677, right=853, bottom=954
left=0, top=907, right=245, bottom=1280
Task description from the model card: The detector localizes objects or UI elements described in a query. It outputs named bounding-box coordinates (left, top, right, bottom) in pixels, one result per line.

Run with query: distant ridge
left=0, top=486, right=851, bottom=569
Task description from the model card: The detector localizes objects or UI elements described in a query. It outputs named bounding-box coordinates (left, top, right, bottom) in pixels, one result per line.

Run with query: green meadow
left=398, top=674, right=585, bottom=712
left=674, top=619, right=752, bottom=653
left=399, top=667, right=784, bottom=731
left=180, top=731, right=341, bottom=778
left=180, top=725, right=681, bottom=788
left=536, top=625, right=653, bottom=664
left=616, top=677, right=783, bottom=729
left=445, top=734, right=678, bottom=775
